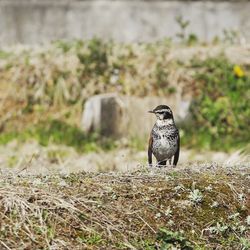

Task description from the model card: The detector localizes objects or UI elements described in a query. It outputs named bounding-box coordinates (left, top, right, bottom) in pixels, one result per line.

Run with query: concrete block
left=81, top=93, right=191, bottom=140
left=81, top=93, right=126, bottom=137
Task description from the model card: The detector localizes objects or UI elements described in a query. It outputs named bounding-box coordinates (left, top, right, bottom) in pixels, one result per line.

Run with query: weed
left=240, top=237, right=250, bottom=250
left=77, top=38, right=109, bottom=75
left=175, top=15, right=190, bottom=42
left=157, top=228, right=193, bottom=250
left=207, top=222, right=229, bottom=235
left=77, top=233, right=103, bottom=245
left=175, top=16, right=199, bottom=45
left=188, top=189, right=203, bottom=204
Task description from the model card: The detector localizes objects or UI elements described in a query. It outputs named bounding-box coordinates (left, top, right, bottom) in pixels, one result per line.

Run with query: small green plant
left=155, top=62, right=169, bottom=88
left=77, top=233, right=103, bottom=245
left=223, top=29, right=240, bottom=44
left=187, top=33, right=198, bottom=46
left=240, top=237, right=250, bottom=250
left=207, top=222, right=229, bottom=235
left=77, top=38, right=109, bottom=75
left=157, top=228, right=193, bottom=250
left=175, top=15, right=190, bottom=42
left=175, top=16, right=198, bottom=45
left=188, top=189, right=203, bottom=204
left=140, top=239, right=155, bottom=250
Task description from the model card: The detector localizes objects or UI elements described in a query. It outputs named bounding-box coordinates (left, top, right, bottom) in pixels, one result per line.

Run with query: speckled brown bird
left=148, top=105, right=180, bottom=167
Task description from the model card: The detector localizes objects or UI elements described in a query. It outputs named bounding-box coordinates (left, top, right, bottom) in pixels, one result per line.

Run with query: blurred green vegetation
left=0, top=120, right=116, bottom=153
left=0, top=39, right=249, bottom=152
left=182, top=56, right=250, bottom=151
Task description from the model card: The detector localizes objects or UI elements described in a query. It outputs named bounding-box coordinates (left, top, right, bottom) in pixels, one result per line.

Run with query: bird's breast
left=152, top=132, right=178, bottom=161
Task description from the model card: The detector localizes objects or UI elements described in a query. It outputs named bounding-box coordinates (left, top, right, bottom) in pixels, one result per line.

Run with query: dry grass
left=1, top=41, right=250, bottom=153
left=1, top=41, right=250, bottom=133
left=0, top=165, right=249, bottom=249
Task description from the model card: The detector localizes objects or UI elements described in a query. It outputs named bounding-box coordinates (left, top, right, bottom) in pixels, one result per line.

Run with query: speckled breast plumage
left=151, top=124, right=179, bottom=162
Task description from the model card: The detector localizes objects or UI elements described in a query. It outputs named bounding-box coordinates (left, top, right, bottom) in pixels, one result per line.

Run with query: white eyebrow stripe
left=155, top=109, right=171, bottom=113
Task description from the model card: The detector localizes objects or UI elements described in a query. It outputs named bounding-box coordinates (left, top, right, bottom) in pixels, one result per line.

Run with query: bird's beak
left=148, top=110, right=154, bottom=113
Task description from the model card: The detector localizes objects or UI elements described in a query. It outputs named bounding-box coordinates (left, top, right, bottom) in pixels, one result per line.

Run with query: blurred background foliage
left=0, top=39, right=249, bottom=152
left=184, top=57, right=250, bottom=151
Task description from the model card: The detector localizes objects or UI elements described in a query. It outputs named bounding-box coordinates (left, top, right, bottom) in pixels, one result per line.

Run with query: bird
left=148, top=105, right=180, bottom=167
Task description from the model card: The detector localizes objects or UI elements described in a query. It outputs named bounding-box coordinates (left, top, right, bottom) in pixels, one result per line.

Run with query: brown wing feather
left=173, top=134, right=180, bottom=166
left=148, top=134, right=153, bottom=166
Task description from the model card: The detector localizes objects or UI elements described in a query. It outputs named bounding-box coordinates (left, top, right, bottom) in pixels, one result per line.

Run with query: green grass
left=0, top=50, right=12, bottom=59
left=0, top=119, right=116, bottom=153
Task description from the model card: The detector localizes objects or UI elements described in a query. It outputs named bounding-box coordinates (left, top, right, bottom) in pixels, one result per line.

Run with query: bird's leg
left=168, top=158, right=172, bottom=165
left=157, top=160, right=166, bottom=168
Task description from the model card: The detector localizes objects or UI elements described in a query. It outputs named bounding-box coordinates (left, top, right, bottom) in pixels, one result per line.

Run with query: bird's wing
left=148, top=134, right=153, bottom=166
left=173, top=133, right=180, bottom=166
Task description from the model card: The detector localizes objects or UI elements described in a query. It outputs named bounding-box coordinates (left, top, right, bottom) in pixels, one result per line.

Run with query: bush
left=184, top=56, right=250, bottom=151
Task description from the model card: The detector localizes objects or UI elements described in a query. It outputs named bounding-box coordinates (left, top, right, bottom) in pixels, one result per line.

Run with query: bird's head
left=148, top=105, right=174, bottom=121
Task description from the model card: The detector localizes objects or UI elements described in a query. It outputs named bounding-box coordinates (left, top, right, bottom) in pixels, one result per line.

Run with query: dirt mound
left=0, top=166, right=249, bottom=249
